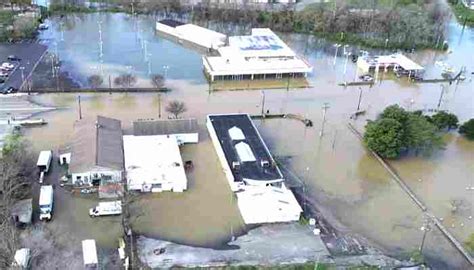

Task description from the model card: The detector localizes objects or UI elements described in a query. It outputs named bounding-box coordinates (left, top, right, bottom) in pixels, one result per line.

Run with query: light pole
left=320, top=102, right=330, bottom=137
left=54, top=66, right=60, bottom=92
left=163, top=65, right=169, bottom=78
left=437, top=84, right=446, bottom=111
left=419, top=215, right=433, bottom=255
left=50, top=54, right=55, bottom=76
left=19, top=66, right=25, bottom=89
left=261, top=90, right=266, bottom=116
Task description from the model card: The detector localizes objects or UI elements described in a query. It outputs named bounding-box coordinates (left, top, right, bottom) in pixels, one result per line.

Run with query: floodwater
left=24, top=12, right=474, bottom=268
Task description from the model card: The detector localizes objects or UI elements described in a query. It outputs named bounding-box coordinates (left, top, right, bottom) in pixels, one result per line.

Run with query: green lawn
left=450, top=2, right=474, bottom=25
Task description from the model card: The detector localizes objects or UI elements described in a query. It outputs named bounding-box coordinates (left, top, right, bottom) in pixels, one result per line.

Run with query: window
left=152, top=184, right=162, bottom=189
left=76, top=176, right=82, bottom=180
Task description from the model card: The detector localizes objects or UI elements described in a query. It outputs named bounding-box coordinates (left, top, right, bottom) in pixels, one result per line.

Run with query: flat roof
left=227, top=28, right=295, bottom=58
left=207, top=114, right=283, bottom=183
left=158, top=19, right=185, bottom=28
left=123, top=135, right=187, bottom=189
left=359, top=53, right=424, bottom=71
left=236, top=185, right=302, bottom=224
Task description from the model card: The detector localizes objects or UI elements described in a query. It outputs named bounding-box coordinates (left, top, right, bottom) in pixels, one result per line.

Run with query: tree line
left=364, top=105, right=474, bottom=159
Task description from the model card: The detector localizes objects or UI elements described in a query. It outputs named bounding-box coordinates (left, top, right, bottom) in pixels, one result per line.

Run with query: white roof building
left=236, top=184, right=303, bottom=224
left=357, top=53, right=424, bottom=74
left=204, top=28, right=313, bottom=81
left=123, top=135, right=187, bottom=193
left=156, top=19, right=226, bottom=50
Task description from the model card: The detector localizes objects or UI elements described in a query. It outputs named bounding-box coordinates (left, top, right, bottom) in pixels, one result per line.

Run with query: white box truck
left=82, top=239, right=98, bottom=269
left=37, top=150, right=52, bottom=184
left=39, top=185, right=53, bottom=221
left=89, top=201, right=122, bottom=217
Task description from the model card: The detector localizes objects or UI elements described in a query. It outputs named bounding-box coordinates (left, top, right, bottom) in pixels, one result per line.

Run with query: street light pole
left=356, top=87, right=363, bottom=111
left=437, top=84, right=445, bottom=111
left=19, top=66, right=25, bottom=89
left=261, top=90, right=266, bottom=116
left=320, top=102, right=330, bottom=137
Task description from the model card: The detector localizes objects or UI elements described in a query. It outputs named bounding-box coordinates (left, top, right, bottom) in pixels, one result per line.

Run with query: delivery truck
left=39, top=185, right=54, bottom=221
left=89, top=201, right=122, bottom=217
left=37, top=150, right=52, bottom=184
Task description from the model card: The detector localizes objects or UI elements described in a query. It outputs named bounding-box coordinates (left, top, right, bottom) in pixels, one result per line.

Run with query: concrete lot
left=137, top=223, right=332, bottom=268
left=0, top=43, right=47, bottom=90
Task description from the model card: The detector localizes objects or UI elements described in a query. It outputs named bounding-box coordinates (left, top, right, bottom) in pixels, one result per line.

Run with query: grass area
left=449, top=1, right=474, bottom=25
left=0, top=11, right=15, bottom=41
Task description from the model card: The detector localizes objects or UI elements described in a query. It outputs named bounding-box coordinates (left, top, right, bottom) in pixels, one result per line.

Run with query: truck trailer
left=89, top=201, right=122, bottom=217
left=37, top=150, right=52, bottom=184
left=39, top=185, right=54, bottom=221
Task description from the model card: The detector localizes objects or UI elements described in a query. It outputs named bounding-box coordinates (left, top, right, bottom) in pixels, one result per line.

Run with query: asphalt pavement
left=0, top=43, right=48, bottom=91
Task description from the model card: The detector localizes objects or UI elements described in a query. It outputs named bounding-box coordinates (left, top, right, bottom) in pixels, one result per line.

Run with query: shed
left=10, top=198, right=33, bottom=227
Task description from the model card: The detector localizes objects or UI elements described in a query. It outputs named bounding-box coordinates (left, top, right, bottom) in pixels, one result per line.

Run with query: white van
left=82, top=239, right=98, bottom=269
left=89, top=201, right=122, bottom=217
left=39, top=185, right=53, bottom=221
left=37, top=150, right=53, bottom=184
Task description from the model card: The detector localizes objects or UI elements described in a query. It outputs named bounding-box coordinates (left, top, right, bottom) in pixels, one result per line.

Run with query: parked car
left=2, top=62, right=14, bottom=69
left=0, top=66, right=12, bottom=72
left=359, top=74, right=374, bottom=82
left=2, top=87, right=17, bottom=94
left=38, top=23, right=49, bottom=30
left=7, top=55, right=21, bottom=61
left=0, top=71, right=9, bottom=77
left=0, top=78, right=5, bottom=84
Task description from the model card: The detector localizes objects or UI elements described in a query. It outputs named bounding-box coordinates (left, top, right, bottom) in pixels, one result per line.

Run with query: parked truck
left=37, top=150, right=52, bottom=184
left=39, top=185, right=54, bottom=221
left=89, top=201, right=122, bottom=217
left=82, top=239, right=98, bottom=269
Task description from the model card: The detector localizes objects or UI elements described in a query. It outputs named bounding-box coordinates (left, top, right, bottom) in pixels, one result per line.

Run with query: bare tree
left=165, top=100, right=187, bottom=119
left=87, top=74, right=103, bottom=89
left=0, top=134, right=35, bottom=268
left=114, top=74, right=137, bottom=89
left=150, top=74, right=165, bottom=89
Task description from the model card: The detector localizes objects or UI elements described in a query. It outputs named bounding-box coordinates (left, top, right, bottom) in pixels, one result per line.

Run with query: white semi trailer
left=37, top=150, right=52, bottom=184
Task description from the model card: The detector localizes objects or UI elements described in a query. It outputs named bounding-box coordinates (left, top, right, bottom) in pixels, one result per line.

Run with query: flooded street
left=22, top=12, right=474, bottom=268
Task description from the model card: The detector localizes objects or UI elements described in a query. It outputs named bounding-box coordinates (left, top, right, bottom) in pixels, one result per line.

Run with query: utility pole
left=286, top=75, right=290, bottom=91
left=437, top=84, right=445, bottom=111
left=320, top=102, right=330, bottom=137
left=332, top=130, right=338, bottom=150
left=158, top=94, right=162, bottom=118
left=419, top=214, right=432, bottom=255
left=78, top=95, right=82, bottom=120
left=356, top=87, right=363, bottom=111
left=261, top=90, right=266, bottom=116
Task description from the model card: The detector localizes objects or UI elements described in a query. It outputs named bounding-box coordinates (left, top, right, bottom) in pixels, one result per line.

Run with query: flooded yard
left=21, top=11, right=474, bottom=269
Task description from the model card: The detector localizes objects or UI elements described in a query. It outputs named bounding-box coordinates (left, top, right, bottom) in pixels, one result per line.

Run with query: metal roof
left=69, top=116, right=124, bottom=174
left=133, top=118, right=198, bottom=136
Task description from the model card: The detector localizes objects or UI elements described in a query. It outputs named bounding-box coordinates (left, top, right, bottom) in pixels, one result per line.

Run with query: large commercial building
left=156, top=20, right=312, bottom=82
left=203, top=28, right=313, bottom=81
left=207, top=113, right=302, bottom=224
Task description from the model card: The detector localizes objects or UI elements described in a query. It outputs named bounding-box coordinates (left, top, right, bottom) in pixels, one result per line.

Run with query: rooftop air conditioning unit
left=261, top=160, right=270, bottom=168
left=232, top=161, right=240, bottom=171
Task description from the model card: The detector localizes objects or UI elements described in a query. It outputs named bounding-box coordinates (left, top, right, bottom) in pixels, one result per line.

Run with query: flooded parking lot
left=19, top=11, right=474, bottom=268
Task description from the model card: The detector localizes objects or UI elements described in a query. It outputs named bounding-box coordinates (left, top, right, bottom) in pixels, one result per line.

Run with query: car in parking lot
left=0, top=77, right=5, bottom=84
left=1, top=86, right=18, bottom=94
left=2, top=62, right=14, bottom=69
left=0, top=71, right=9, bottom=77
left=8, top=55, right=21, bottom=61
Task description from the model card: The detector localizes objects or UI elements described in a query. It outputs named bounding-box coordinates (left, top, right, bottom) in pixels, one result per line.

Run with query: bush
left=459, top=119, right=474, bottom=140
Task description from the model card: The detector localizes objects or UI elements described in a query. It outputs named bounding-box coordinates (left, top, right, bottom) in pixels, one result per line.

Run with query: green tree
left=380, top=104, right=410, bottom=125
left=459, top=119, right=474, bottom=140
left=364, top=118, right=404, bottom=159
left=430, top=111, right=459, bottom=130
left=405, top=113, right=445, bottom=155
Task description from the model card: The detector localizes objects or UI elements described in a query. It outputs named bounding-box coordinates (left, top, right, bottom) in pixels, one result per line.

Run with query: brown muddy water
left=23, top=12, right=474, bottom=268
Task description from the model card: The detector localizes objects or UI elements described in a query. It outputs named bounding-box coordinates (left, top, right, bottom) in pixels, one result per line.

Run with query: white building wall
left=72, top=170, right=122, bottom=186
left=173, top=133, right=199, bottom=144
